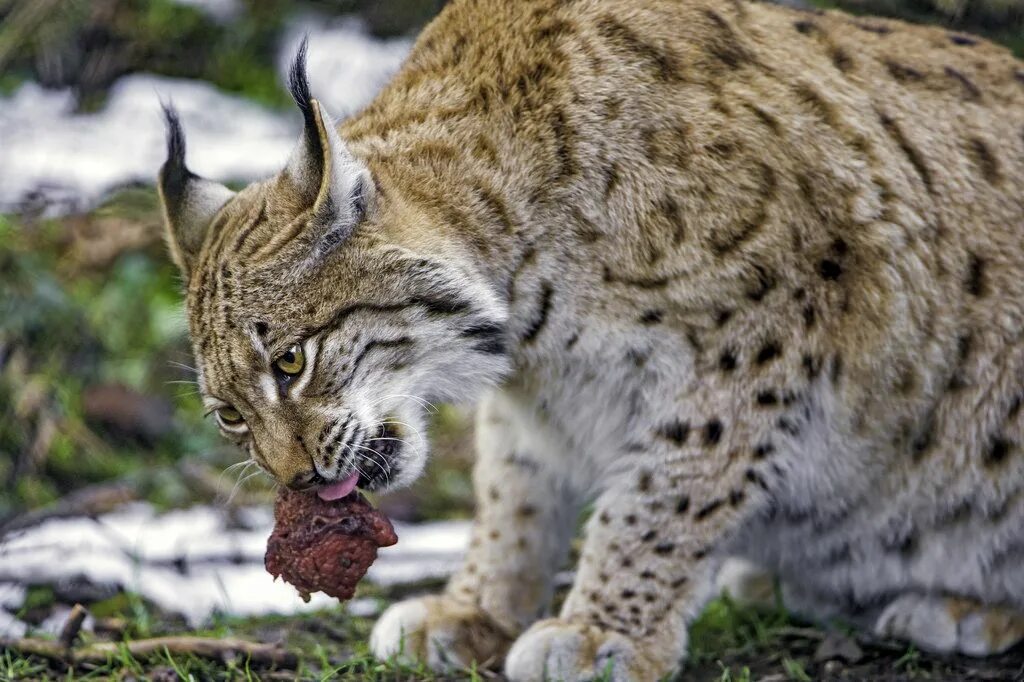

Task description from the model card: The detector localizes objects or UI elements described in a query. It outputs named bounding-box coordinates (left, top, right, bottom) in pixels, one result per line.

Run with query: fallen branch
left=1, top=635, right=298, bottom=668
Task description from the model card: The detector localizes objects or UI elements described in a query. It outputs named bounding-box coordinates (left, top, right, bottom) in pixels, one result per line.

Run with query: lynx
left=158, top=0, right=1024, bottom=678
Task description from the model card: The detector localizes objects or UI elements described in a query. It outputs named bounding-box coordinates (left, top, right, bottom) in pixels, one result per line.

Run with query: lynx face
left=159, top=48, right=509, bottom=494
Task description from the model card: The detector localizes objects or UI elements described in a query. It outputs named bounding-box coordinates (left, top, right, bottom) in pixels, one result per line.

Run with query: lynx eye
left=275, top=344, right=305, bottom=376
left=217, top=406, right=244, bottom=427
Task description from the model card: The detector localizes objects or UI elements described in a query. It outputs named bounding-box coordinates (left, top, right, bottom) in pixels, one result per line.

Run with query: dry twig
left=1, top=635, right=297, bottom=668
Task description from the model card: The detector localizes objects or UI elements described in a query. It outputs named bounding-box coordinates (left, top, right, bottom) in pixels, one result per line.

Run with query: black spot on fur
left=830, top=355, right=844, bottom=384
left=966, top=254, right=986, bottom=296
left=946, top=66, right=982, bottom=101
left=967, top=137, right=1000, bottom=183
left=885, top=60, right=924, bottom=82
left=596, top=15, right=682, bottom=82
left=948, top=334, right=972, bottom=390
left=746, top=265, right=777, bottom=302
left=819, top=259, right=842, bottom=280
left=637, top=470, right=653, bottom=492
left=746, top=468, right=770, bottom=490
left=985, top=437, right=1012, bottom=467
left=695, top=499, right=724, bottom=520
left=658, top=420, right=690, bottom=445
left=746, top=103, right=782, bottom=134
left=704, top=419, right=723, bottom=446
left=831, top=47, right=854, bottom=72
left=640, top=310, right=664, bottom=325
left=549, top=108, right=578, bottom=181
left=462, top=322, right=507, bottom=355
left=777, top=417, right=801, bottom=437
left=756, top=342, right=781, bottom=365
left=803, top=354, right=822, bottom=380
left=793, top=20, right=818, bottom=34
left=877, top=110, right=933, bottom=193
left=703, top=9, right=753, bottom=70
left=521, top=283, right=554, bottom=343
left=803, top=305, right=816, bottom=328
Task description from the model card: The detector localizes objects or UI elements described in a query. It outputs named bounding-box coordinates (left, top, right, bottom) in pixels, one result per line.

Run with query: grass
left=0, top=592, right=805, bottom=681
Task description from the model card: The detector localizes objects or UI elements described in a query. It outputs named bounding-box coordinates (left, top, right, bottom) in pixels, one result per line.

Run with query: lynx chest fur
left=159, top=0, right=1024, bottom=679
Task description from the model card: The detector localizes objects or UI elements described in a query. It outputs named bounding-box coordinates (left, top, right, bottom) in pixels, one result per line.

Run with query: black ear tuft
left=288, top=37, right=315, bottom=128
left=160, top=101, right=196, bottom=208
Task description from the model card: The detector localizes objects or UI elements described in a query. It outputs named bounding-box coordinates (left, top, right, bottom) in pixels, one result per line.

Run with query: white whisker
left=224, top=468, right=263, bottom=506
left=168, top=361, right=199, bottom=375
left=368, top=393, right=438, bottom=414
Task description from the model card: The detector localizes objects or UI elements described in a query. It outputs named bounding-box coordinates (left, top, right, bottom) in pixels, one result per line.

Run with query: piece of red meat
left=265, top=488, right=398, bottom=601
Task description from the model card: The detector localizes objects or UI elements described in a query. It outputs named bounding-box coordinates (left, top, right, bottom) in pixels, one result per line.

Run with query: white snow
left=0, top=18, right=411, bottom=215
left=171, top=0, right=242, bottom=22
left=0, top=503, right=469, bottom=628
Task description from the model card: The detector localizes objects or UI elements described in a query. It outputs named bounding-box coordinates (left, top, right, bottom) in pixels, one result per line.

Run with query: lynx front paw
left=504, top=618, right=679, bottom=682
left=370, top=595, right=516, bottom=671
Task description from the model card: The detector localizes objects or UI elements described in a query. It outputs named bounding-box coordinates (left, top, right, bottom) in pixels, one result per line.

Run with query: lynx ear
left=158, top=104, right=235, bottom=279
left=284, top=40, right=373, bottom=258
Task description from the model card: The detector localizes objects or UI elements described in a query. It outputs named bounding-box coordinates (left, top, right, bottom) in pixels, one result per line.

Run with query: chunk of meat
left=265, top=488, right=398, bottom=601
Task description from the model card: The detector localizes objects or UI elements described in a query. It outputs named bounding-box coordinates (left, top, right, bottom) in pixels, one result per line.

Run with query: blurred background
left=0, top=0, right=1021, bottom=679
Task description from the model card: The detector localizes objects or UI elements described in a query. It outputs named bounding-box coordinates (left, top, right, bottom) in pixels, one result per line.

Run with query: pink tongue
left=317, top=472, right=359, bottom=501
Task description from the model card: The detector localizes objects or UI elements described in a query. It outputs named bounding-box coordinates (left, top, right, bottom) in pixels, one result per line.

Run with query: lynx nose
left=288, top=470, right=326, bottom=491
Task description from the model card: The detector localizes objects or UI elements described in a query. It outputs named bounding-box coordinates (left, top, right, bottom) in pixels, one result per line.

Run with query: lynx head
left=158, top=42, right=509, bottom=497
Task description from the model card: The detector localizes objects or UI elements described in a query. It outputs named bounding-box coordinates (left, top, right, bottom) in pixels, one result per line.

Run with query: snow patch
left=0, top=19, right=411, bottom=214
left=0, top=504, right=469, bottom=627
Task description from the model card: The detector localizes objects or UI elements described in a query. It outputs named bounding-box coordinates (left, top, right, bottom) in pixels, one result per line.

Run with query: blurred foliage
left=811, top=0, right=1024, bottom=55
left=0, top=0, right=447, bottom=110
left=0, top=192, right=228, bottom=519
left=836, top=0, right=1023, bottom=29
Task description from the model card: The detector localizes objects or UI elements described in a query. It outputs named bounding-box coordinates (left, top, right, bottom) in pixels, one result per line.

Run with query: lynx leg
left=371, top=390, right=580, bottom=671
left=874, top=594, right=1024, bottom=656
left=505, top=401, right=777, bottom=682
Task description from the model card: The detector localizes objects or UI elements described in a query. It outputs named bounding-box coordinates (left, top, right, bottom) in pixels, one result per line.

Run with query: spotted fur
left=160, top=1, right=1024, bottom=680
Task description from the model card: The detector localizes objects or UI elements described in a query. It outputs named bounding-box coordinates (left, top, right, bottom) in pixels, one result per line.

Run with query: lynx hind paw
left=504, top=618, right=679, bottom=682
left=874, top=594, right=1024, bottom=656
left=370, top=595, right=515, bottom=672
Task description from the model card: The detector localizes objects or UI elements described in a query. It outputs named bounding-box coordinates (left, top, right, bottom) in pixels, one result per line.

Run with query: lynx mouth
left=355, top=423, right=401, bottom=491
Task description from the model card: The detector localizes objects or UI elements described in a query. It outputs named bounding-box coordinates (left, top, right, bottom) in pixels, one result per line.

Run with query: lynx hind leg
left=874, top=594, right=1024, bottom=656
left=371, top=391, right=580, bottom=671
left=714, top=557, right=778, bottom=608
